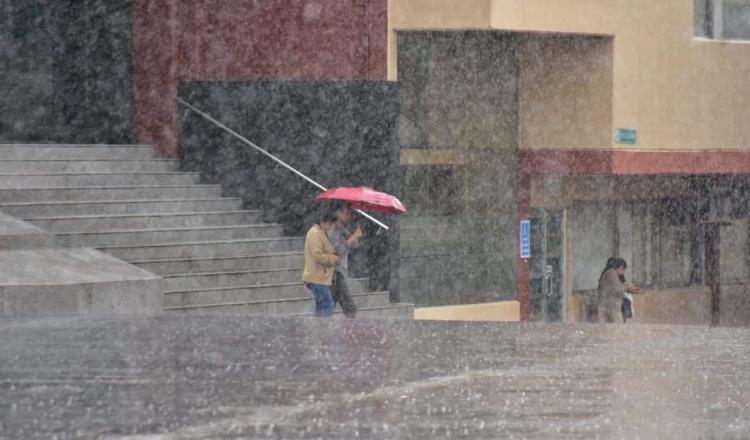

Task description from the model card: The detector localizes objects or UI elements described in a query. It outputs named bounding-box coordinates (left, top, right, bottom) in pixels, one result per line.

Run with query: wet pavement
left=1, top=316, right=749, bottom=439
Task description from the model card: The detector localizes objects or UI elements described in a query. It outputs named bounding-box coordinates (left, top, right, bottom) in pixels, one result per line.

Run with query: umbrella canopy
left=316, top=187, right=407, bottom=214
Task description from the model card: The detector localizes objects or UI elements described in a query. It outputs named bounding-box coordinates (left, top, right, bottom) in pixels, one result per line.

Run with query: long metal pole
left=177, top=97, right=390, bottom=231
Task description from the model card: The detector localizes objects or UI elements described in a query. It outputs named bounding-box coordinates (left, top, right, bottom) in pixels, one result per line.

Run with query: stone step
left=0, top=198, right=242, bottom=218
left=162, top=268, right=304, bottom=291
left=0, top=172, right=200, bottom=188
left=53, top=224, right=285, bottom=248
left=163, top=291, right=393, bottom=316
left=0, top=144, right=155, bottom=160
left=0, top=185, right=222, bottom=203
left=130, top=252, right=305, bottom=275
left=26, top=210, right=263, bottom=232
left=0, top=160, right=179, bottom=173
left=163, top=278, right=370, bottom=306
left=100, top=237, right=304, bottom=260
left=165, top=271, right=369, bottom=293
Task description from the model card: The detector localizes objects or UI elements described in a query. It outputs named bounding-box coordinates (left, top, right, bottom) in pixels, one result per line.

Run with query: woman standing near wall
left=597, top=258, right=644, bottom=323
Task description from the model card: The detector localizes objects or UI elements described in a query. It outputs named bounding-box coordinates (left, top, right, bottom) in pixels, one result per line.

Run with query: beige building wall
left=518, top=35, right=613, bottom=149
left=390, top=0, right=750, bottom=151
left=414, top=301, right=521, bottom=321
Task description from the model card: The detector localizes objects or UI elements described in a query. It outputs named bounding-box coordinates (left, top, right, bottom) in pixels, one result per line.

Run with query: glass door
left=529, top=208, right=565, bottom=322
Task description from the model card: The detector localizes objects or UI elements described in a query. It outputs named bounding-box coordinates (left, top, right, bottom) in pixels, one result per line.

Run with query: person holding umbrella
left=302, top=208, right=339, bottom=317
left=327, top=202, right=364, bottom=318
left=313, top=186, right=407, bottom=318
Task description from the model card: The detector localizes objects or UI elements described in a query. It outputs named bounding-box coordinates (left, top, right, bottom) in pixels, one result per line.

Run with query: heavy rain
left=2, top=0, right=750, bottom=438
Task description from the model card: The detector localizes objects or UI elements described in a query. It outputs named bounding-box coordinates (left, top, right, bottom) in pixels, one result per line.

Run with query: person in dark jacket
left=327, top=203, right=364, bottom=318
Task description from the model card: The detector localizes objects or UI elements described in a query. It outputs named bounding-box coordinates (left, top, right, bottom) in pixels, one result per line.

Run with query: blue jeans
left=306, top=283, right=334, bottom=317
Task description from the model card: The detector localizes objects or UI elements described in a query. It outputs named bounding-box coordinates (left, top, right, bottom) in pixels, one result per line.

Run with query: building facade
left=390, top=0, right=750, bottom=324
left=3, top=0, right=750, bottom=323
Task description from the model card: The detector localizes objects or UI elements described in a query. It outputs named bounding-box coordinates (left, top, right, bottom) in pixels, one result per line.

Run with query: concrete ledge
left=0, top=279, right=163, bottom=317
left=0, top=212, right=52, bottom=249
left=414, top=301, right=520, bottom=322
left=0, top=248, right=163, bottom=317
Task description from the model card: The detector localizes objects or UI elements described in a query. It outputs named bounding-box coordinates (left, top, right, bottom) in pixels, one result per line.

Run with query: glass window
left=695, top=0, right=750, bottom=40
left=572, top=201, right=615, bottom=291
left=657, top=225, right=695, bottom=287
left=630, top=198, right=702, bottom=288
left=720, top=218, right=750, bottom=283
left=694, top=0, right=712, bottom=37
left=723, top=0, right=750, bottom=40
left=573, top=199, right=703, bottom=292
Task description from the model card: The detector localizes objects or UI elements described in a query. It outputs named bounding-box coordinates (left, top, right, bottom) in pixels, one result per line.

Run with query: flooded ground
left=1, top=316, right=749, bottom=439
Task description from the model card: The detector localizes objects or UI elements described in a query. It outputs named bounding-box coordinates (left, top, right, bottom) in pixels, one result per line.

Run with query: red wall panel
left=133, top=0, right=177, bottom=157
left=519, top=148, right=750, bottom=177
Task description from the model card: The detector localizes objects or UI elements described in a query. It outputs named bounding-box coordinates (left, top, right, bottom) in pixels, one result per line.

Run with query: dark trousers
left=585, top=304, right=599, bottom=323
left=331, top=271, right=357, bottom=318
left=598, top=306, right=623, bottom=324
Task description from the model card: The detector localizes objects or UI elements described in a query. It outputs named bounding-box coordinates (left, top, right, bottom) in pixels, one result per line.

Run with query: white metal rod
left=353, top=209, right=391, bottom=232
left=177, top=97, right=390, bottom=231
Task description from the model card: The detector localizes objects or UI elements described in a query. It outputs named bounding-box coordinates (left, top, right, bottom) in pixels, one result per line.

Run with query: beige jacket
left=597, top=268, right=627, bottom=308
left=302, top=224, right=338, bottom=286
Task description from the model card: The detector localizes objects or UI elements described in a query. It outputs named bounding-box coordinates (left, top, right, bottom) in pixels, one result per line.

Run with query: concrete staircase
left=0, top=143, right=412, bottom=318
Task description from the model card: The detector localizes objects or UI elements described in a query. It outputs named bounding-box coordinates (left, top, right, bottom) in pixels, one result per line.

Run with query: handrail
left=177, top=97, right=390, bottom=231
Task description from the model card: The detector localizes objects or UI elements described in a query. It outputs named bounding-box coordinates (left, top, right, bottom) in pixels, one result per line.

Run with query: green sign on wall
left=615, top=128, right=637, bottom=145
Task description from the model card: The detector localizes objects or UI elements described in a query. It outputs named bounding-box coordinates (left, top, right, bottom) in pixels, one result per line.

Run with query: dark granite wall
left=178, top=81, right=401, bottom=298
left=0, top=0, right=133, bottom=143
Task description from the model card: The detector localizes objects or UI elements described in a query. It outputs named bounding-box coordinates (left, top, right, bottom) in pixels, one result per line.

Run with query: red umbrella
left=316, top=186, right=407, bottom=214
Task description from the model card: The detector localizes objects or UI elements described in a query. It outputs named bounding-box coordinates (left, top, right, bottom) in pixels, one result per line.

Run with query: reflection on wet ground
left=1, top=316, right=749, bottom=439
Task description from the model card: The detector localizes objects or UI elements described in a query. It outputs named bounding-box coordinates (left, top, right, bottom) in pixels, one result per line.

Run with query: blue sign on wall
left=520, top=220, right=531, bottom=259
left=615, top=128, right=637, bottom=145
